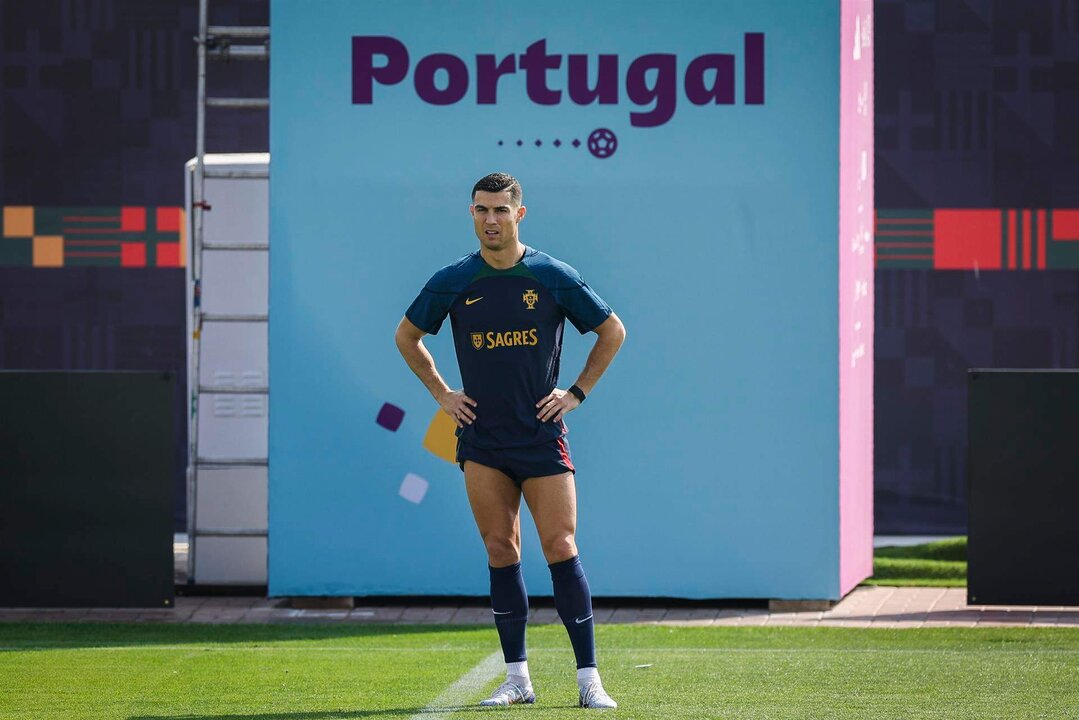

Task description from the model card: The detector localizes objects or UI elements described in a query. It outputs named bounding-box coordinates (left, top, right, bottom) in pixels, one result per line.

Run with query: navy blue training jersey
left=406, top=247, right=612, bottom=449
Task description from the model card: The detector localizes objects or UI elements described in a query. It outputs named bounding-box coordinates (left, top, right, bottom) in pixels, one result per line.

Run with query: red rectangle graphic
left=932, top=209, right=1001, bottom=270
left=1053, top=210, right=1079, bottom=240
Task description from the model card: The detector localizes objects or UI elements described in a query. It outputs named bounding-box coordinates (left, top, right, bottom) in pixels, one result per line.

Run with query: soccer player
left=395, top=172, right=626, bottom=709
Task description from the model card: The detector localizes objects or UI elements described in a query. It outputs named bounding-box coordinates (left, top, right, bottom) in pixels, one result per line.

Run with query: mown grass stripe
left=409, top=650, right=502, bottom=719
left=3, top=646, right=1078, bottom=654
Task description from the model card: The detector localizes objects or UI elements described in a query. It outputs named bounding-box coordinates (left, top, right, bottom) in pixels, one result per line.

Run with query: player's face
left=470, top=190, right=526, bottom=251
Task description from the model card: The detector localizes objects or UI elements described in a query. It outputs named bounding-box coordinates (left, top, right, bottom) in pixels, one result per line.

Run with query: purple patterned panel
left=874, top=268, right=1079, bottom=534
left=0, top=268, right=188, bottom=530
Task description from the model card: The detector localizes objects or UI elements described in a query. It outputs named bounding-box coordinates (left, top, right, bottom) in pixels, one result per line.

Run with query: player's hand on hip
left=536, top=388, right=580, bottom=422
left=439, top=390, right=477, bottom=428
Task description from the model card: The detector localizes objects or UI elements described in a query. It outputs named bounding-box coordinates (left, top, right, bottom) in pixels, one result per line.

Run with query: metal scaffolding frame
left=188, top=0, right=269, bottom=583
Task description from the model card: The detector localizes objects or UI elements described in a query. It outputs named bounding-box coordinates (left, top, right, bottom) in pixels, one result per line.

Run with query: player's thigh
left=521, top=472, right=578, bottom=553
left=463, top=460, right=523, bottom=543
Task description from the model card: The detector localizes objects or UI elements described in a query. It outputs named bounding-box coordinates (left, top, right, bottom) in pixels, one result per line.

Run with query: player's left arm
left=536, top=313, right=626, bottom=422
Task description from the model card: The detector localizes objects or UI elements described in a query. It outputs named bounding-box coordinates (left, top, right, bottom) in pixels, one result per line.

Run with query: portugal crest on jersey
left=471, top=332, right=484, bottom=349
left=523, top=289, right=539, bottom=310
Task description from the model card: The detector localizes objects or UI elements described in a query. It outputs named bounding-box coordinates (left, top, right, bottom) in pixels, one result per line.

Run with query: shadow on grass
left=0, top=623, right=494, bottom=652
left=130, top=705, right=579, bottom=719
left=826, top=609, right=1079, bottom=625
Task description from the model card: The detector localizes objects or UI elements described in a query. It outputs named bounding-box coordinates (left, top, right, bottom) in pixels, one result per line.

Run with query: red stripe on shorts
left=557, top=437, right=575, bottom=473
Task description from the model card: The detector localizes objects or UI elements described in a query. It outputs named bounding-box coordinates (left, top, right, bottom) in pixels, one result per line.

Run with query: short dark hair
left=472, top=172, right=522, bottom=205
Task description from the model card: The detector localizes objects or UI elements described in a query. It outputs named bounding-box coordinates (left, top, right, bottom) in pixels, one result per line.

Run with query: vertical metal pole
left=188, top=0, right=209, bottom=585
left=185, top=165, right=196, bottom=585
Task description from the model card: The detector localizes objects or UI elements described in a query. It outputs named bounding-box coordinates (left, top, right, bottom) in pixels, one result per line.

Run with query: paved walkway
left=1, top=587, right=1076, bottom=627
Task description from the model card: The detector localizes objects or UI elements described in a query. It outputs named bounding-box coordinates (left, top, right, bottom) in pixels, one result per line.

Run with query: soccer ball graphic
left=587, top=128, right=618, bottom=159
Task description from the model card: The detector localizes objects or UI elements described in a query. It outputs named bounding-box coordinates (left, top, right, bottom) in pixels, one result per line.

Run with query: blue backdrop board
left=269, top=0, right=873, bottom=599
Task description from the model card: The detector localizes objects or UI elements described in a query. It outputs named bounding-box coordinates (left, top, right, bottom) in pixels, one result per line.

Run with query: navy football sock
left=489, top=562, right=529, bottom=663
left=549, top=555, right=597, bottom=669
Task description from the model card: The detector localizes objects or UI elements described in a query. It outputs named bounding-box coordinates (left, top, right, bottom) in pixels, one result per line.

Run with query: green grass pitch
left=865, top=537, right=968, bottom=587
left=1, top=623, right=1076, bottom=719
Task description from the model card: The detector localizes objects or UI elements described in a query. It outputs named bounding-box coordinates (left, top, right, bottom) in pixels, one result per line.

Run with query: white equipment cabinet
left=184, top=153, right=270, bottom=585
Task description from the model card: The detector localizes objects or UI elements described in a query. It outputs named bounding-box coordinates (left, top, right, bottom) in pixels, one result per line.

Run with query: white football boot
left=479, top=678, right=536, bottom=706
left=578, top=680, right=618, bottom=709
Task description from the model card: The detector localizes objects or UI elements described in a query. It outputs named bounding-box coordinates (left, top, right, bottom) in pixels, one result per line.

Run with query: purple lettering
left=685, top=54, right=734, bottom=105
left=518, top=39, right=561, bottom=105
left=414, top=53, right=469, bottom=105
left=351, top=36, right=409, bottom=104
left=626, top=54, right=676, bottom=127
left=476, top=54, right=516, bottom=104
left=567, top=54, right=619, bottom=105
left=744, top=33, right=765, bottom=104
left=350, top=35, right=766, bottom=123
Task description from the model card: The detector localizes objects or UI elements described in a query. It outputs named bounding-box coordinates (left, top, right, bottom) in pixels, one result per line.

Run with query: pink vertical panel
left=838, top=0, right=875, bottom=596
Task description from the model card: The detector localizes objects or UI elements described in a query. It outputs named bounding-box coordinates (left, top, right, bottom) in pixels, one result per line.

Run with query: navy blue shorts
left=457, top=437, right=575, bottom=486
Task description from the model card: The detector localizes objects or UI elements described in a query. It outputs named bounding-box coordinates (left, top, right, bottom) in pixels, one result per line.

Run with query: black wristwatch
left=568, top=384, right=586, bottom=403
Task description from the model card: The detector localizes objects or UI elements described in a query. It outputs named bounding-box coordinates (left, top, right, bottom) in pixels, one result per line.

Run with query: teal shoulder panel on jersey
left=405, top=252, right=484, bottom=334
left=522, top=249, right=613, bottom=333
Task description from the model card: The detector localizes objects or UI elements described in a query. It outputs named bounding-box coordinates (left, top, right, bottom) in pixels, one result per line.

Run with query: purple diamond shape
left=376, top=402, right=405, bottom=431
left=572, top=139, right=581, bottom=148
left=535, top=139, right=542, bottom=147
left=554, top=139, right=562, bottom=147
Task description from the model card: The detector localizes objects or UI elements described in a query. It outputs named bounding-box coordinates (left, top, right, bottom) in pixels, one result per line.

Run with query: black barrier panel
left=0, top=371, right=174, bottom=608
left=968, top=370, right=1079, bottom=606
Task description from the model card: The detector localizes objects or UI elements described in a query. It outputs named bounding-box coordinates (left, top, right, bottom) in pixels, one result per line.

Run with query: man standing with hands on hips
left=395, top=172, right=626, bottom=708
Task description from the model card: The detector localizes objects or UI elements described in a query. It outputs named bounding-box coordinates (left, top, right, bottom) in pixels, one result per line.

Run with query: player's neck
left=481, top=240, right=526, bottom=270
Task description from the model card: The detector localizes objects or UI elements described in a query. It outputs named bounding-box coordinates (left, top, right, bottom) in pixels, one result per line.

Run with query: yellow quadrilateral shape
left=3, top=206, right=34, bottom=237
left=422, top=409, right=459, bottom=464
left=33, top=236, right=64, bottom=267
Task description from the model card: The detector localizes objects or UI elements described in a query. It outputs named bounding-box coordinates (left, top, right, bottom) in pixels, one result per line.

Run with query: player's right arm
left=394, top=316, right=477, bottom=428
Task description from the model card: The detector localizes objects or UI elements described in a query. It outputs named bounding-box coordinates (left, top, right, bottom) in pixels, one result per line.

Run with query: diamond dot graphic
left=554, top=139, right=562, bottom=147
left=516, top=139, right=523, bottom=146
left=399, top=473, right=429, bottom=504
left=572, top=139, right=581, bottom=148
left=376, top=402, right=405, bottom=431
left=498, top=140, right=503, bottom=146
left=535, top=139, right=542, bottom=147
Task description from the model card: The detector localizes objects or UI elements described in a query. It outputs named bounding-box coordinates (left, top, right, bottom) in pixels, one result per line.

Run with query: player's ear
left=469, top=204, right=476, bottom=216
left=517, top=205, right=527, bottom=222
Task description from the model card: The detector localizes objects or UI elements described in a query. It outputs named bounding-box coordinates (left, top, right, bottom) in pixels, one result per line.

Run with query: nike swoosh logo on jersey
left=492, top=609, right=513, bottom=615
left=575, top=614, right=593, bottom=624
left=465, top=297, right=483, bottom=305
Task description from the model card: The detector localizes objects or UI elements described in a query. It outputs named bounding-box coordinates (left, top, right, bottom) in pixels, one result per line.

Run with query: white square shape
left=399, top=473, right=429, bottom=504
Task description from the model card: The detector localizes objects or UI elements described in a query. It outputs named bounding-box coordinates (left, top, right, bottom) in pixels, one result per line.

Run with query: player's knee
left=482, top=534, right=520, bottom=566
left=541, top=534, right=577, bottom=564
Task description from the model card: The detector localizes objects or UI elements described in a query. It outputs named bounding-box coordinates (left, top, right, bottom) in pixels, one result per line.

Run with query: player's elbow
left=603, top=313, right=626, bottom=345
left=394, top=318, right=421, bottom=352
